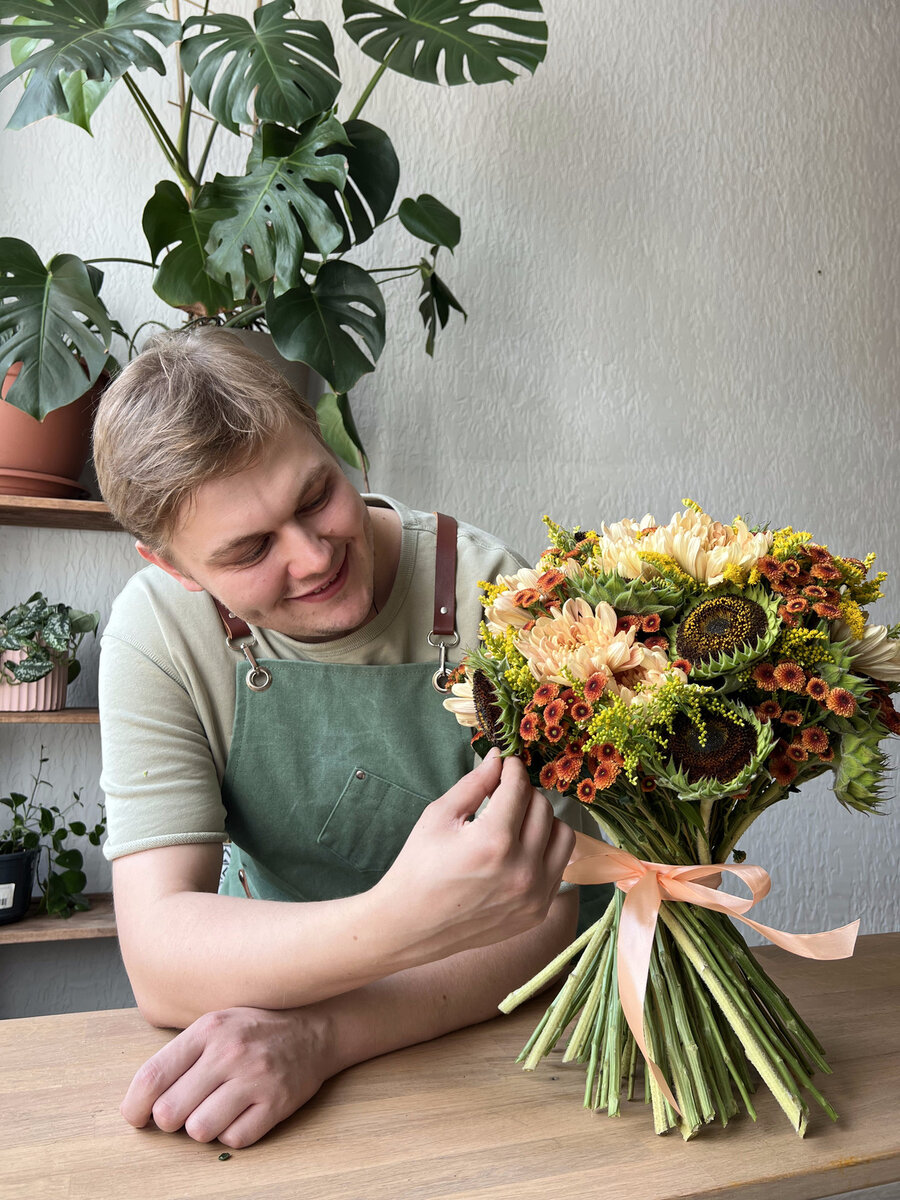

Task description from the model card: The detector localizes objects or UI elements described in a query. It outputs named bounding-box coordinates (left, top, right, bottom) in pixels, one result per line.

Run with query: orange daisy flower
left=787, top=741, right=808, bottom=762
left=644, top=635, right=669, bottom=652
left=641, top=613, right=662, bottom=634
left=785, top=596, right=808, bottom=614
left=777, top=605, right=797, bottom=628
left=519, top=713, right=541, bottom=742
left=782, top=559, right=802, bottom=578
left=802, top=584, right=828, bottom=600
left=539, top=761, right=558, bottom=789
left=583, top=672, right=608, bottom=702
left=576, top=778, right=597, bottom=804
left=812, top=601, right=842, bottom=620
left=756, top=699, right=782, bottom=722
left=753, top=662, right=779, bottom=690
left=780, top=709, right=803, bottom=726
left=593, top=761, right=620, bottom=790
left=570, top=699, right=594, bottom=724
left=544, top=723, right=565, bottom=743
left=555, top=753, right=584, bottom=786
left=513, top=588, right=541, bottom=608
left=818, top=745, right=835, bottom=762
left=671, top=657, right=692, bottom=674
left=770, top=753, right=797, bottom=786
left=536, top=569, right=566, bottom=592
left=801, top=726, right=830, bottom=755
left=826, top=688, right=857, bottom=717
left=774, top=661, right=806, bottom=693
left=544, top=698, right=566, bottom=725
left=616, top=615, right=642, bottom=634
left=805, top=677, right=830, bottom=702
left=533, top=682, right=559, bottom=707
left=810, top=561, right=841, bottom=581
left=640, top=776, right=657, bottom=793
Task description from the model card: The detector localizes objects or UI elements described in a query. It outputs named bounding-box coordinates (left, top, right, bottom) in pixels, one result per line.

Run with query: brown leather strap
left=432, top=512, right=458, bottom=639
left=213, top=597, right=252, bottom=642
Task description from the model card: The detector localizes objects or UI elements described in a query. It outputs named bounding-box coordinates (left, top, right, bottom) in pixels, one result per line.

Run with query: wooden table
left=2, top=934, right=897, bottom=1200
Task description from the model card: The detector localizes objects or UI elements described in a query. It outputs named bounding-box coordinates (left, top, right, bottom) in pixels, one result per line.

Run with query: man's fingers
left=434, top=747, right=503, bottom=821
left=120, top=1028, right=206, bottom=1127
left=544, top=814, right=577, bottom=883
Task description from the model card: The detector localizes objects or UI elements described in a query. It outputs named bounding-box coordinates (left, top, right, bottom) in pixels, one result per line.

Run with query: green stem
left=347, top=49, right=397, bottom=121
left=659, top=905, right=809, bottom=1135
left=195, top=116, right=219, bottom=183
left=84, top=257, right=157, bottom=269
left=176, top=84, right=194, bottom=182
left=221, top=304, right=266, bottom=328
left=123, top=73, right=198, bottom=191
left=563, top=926, right=613, bottom=1064
left=500, top=902, right=614, bottom=1013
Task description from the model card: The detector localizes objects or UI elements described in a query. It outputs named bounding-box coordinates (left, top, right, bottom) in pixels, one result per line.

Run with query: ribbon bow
left=564, top=832, right=859, bottom=1115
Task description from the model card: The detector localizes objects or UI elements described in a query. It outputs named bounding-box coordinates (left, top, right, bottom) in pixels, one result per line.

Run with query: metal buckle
left=225, top=634, right=272, bottom=692
left=427, top=630, right=459, bottom=694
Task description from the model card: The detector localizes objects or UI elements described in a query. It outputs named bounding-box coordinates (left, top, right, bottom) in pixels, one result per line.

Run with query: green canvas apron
left=215, top=515, right=610, bottom=929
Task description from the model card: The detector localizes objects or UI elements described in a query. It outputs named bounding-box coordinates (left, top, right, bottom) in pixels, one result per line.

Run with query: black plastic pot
left=0, top=849, right=38, bottom=925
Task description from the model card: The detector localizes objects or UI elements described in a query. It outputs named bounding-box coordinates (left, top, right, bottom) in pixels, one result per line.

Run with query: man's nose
left=283, top=521, right=333, bottom=578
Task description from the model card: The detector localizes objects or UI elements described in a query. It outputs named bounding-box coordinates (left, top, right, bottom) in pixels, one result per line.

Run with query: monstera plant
left=0, top=0, right=547, bottom=469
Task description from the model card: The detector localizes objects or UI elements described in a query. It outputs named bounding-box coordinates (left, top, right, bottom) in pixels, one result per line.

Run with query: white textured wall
left=2, top=1, right=898, bottom=940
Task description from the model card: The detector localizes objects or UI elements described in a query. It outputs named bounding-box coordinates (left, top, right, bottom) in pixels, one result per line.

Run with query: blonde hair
left=93, top=329, right=325, bottom=550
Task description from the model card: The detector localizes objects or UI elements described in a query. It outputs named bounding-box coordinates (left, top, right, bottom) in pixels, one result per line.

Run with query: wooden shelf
left=0, top=495, right=122, bottom=532
left=0, top=893, right=115, bottom=945
left=0, top=708, right=99, bottom=724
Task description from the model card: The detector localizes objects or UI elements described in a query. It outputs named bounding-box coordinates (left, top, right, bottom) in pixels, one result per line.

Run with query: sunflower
left=675, top=592, right=769, bottom=666
left=663, top=709, right=758, bottom=784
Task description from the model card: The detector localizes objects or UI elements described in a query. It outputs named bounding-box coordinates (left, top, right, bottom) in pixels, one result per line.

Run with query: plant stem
left=195, top=117, right=219, bottom=183
left=123, top=73, right=198, bottom=191
left=660, top=905, right=809, bottom=1135
left=500, top=902, right=615, bottom=1013
left=221, top=304, right=266, bottom=328
left=347, top=48, right=398, bottom=121
left=84, top=257, right=157, bottom=269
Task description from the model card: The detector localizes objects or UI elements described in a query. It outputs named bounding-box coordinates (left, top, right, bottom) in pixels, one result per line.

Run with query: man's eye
left=300, top=488, right=329, bottom=514
left=237, top=539, right=270, bottom=566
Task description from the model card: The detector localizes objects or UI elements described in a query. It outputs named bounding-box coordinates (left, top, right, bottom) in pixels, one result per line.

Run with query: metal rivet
left=440, top=605, right=448, bottom=614
left=355, top=770, right=366, bottom=780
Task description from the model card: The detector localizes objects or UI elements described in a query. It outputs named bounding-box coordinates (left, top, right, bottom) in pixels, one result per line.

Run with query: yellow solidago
left=838, top=597, right=867, bottom=641
left=722, top=562, right=749, bottom=587
left=772, top=526, right=813, bottom=560
left=682, top=497, right=705, bottom=514
left=748, top=565, right=762, bottom=586
left=636, top=550, right=702, bottom=592
left=773, top=626, right=832, bottom=668
left=478, top=580, right=506, bottom=606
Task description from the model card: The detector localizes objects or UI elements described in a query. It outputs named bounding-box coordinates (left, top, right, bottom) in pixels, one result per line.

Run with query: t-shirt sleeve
left=99, top=618, right=227, bottom=862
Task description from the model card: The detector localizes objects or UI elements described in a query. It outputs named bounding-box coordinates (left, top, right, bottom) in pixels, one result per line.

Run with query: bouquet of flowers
left=444, top=501, right=899, bottom=1139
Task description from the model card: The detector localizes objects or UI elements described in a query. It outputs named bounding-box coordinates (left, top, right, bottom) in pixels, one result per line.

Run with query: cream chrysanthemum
left=484, top=561, right=580, bottom=632
left=830, top=619, right=900, bottom=682
left=590, top=509, right=773, bottom=586
left=513, top=598, right=685, bottom=705
left=442, top=679, right=477, bottom=726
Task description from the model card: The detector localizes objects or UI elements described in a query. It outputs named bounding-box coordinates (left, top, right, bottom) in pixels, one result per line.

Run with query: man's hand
left=120, top=1007, right=337, bottom=1148
left=121, top=886, right=580, bottom=1147
left=374, top=749, right=576, bottom=968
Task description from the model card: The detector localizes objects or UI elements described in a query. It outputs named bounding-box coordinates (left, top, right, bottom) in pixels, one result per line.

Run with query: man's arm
left=120, top=886, right=578, bottom=1147
left=114, top=753, right=576, bottom=1028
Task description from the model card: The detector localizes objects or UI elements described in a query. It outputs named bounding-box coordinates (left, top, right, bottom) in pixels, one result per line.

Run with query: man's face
left=140, top=422, right=377, bottom=641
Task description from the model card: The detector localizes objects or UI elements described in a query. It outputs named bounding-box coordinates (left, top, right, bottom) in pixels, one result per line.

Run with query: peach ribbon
left=564, top=831, right=859, bottom=1115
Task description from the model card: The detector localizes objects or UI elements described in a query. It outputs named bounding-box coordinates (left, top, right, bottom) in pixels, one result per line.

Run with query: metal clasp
left=226, top=633, right=272, bottom=692
left=427, top=629, right=459, bottom=693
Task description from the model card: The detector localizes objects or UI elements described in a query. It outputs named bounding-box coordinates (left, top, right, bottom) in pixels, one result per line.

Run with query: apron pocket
left=317, top=767, right=431, bottom=875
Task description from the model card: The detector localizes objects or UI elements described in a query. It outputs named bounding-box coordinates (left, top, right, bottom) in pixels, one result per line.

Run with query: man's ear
left=136, top=542, right=205, bottom=593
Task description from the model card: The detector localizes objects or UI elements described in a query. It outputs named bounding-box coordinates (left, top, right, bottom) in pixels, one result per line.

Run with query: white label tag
left=0, top=882, right=15, bottom=911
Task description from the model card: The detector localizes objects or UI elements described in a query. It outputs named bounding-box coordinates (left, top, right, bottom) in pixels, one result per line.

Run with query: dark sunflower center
left=666, top=710, right=756, bottom=783
left=472, top=670, right=503, bottom=746
left=676, top=595, right=767, bottom=664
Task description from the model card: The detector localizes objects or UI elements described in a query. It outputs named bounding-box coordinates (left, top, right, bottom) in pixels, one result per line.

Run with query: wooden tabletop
left=2, top=933, right=898, bottom=1200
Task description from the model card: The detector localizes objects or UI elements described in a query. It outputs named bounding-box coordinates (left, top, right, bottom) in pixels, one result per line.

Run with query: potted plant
left=0, top=0, right=548, bottom=481
left=0, top=591, right=100, bottom=712
left=0, top=746, right=107, bottom=924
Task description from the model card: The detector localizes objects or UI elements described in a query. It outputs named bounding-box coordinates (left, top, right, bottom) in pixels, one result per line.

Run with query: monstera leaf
left=180, top=0, right=340, bottom=135
left=316, top=390, right=368, bottom=470
left=202, top=117, right=349, bottom=298
left=417, top=260, right=465, bottom=355
left=0, top=238, right=112, bottom=419
left=0, top=0, right=180, bottom=129
left=10, top=20, right=116, bottom=135
left=266, top=261, right=385, bottom=395
left=341, top=0, right=547, bottom=86
left=142, top=181, right=237, bottom=315
left=399, top=194, right=460, bottom=250
left=311, top=120, right=399, bottom=251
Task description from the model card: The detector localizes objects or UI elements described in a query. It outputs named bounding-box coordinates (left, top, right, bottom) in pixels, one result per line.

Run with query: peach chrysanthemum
left=830, top=619, right=900, bottom=682
left=514, top=598, right=684, bottom=706
left=590, top=508, right=774, bottom=586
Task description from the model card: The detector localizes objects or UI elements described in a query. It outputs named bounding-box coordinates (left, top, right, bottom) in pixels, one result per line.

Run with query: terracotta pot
left=0, top=649, right=68, bottom=712
left=0, top=363, right=106, bottom=498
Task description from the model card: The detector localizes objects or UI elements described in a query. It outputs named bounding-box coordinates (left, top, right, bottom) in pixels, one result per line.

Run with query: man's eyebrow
left=205, top=464, right=332, bottom=565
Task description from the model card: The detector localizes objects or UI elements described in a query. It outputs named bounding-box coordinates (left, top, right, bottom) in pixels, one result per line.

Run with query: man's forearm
left=316, top=886, right=579, bottom=1073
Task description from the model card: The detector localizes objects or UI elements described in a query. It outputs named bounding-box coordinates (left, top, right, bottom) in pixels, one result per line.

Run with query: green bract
left=567, top=568, right=686, bottom=621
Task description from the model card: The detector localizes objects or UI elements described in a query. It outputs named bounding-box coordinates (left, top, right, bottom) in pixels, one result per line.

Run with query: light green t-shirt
left=100, top=496, right=593, bottom=860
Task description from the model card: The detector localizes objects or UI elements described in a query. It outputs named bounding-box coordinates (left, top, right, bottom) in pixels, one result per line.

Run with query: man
left=94, top=329, right=601, bottom=1149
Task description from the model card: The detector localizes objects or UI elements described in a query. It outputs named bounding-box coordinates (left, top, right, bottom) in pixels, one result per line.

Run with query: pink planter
left=0, top=650, right=68, bottom=711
